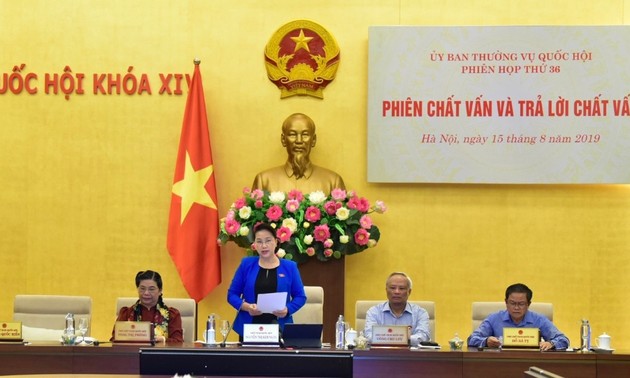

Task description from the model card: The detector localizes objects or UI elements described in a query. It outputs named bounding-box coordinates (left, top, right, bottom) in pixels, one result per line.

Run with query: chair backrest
left=115, top=297, right=197, bottom=342
left=472, top=302, right=553, bottom=331
left=355, top=300, right=436, bottom=341
left=291, top=286, right=324, bottom=324
left=13, top=295, right=92, bottom=337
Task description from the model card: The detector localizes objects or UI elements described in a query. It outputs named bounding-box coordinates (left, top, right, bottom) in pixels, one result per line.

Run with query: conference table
left=1, top=342, right=629, bottom=377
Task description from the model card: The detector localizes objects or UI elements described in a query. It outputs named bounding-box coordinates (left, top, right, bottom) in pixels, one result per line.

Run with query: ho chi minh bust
left=252, top=113, right=345, bottom=194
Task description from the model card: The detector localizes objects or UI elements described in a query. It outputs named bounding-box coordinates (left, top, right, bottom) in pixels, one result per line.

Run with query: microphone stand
left=220, top=318, right=236, bottom=348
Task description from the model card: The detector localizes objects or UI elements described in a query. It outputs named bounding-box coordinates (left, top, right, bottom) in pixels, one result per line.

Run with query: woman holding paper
left=227, top=222, right=307, bottom=338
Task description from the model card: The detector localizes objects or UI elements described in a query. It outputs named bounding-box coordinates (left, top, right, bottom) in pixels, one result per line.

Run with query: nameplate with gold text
left=503, top=327, right=540, bottom=347
left=371, top=325, right=409, bottom=346
left=113, top=321, right=153, bottom=343
left=0, top=322, right=22, bottom=340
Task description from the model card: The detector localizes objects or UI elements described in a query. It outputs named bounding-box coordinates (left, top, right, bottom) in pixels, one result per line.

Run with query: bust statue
left=252, top=113, right=345, bottom=194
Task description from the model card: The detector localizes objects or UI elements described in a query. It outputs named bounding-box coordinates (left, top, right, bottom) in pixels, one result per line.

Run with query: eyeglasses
left=255, top=239, right=275, bottom=246
left=138, top=286, right=159, bottom=294
left=507, top=301, right=529, bottom=308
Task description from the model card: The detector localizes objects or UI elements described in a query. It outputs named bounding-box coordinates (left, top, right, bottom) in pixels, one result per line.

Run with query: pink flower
left=255, top=199, right=263, bottom=208
left=324, top=200, right=341, bottom=215
left=358, top=198, right=370, bottom=212
left=305, top=206, right=322, bottom=222
left=242, top=187, right=251, bottom=195
left=331, top=188, right=347, bottom=201
left=305, top=247, right=315, bottom=256
left=354, top=228, right=370, bottom=246
left=226, top=210, right=235, bottom=220
left=323, top=239, right=333, bottom=248
left=265, top=205, right=283, bottom=221
left=250, top=189, right=264, bottom=200
left=225, top=219, right=241, bottom=235
left=286, top=199, right=300, bottom=213
left=348, top=197, right=370, bottom=212
left=324, top=249, right=333, bottom=257
left=360, top=214, right=373, bottom=229
left=287, top=189, right=304, bottom=201
left=313, top=224, right=331, bottom=242
left=276, top=226, right=292, bottom=243
left=374, top=200, right=387, bottom=213
left=234, top=198, right=246, bottom=210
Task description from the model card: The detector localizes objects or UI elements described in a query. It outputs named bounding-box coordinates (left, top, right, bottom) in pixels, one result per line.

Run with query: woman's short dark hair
left=253, top=222, right=276, bottom=237
left=135, top=270, right=163, bottom=290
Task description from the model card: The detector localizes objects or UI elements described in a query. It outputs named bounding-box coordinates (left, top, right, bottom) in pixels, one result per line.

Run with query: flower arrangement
left=219, top=187, right=386, bottom=263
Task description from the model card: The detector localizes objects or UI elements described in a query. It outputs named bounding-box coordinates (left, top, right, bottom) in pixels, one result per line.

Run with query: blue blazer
left=227, top=256, right=307, bottom=336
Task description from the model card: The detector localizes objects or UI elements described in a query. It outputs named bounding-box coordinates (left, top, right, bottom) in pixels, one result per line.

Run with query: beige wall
left=1, top=0, right=628, bottom=348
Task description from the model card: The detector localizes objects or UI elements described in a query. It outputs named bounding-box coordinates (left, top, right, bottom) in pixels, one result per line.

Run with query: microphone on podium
left=220, top=321, right=233, bottom=348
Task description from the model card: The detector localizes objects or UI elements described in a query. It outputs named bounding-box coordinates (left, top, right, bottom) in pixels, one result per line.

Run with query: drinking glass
left=78, top=318, right=89, bottom=344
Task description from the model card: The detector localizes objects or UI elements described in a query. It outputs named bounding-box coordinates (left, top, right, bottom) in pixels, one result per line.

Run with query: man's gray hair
left=386, top=271, right=412, bottom=290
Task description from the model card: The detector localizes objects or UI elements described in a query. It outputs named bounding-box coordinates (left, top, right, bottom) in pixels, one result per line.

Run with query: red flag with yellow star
left=167, top=61, right=220, bottom=302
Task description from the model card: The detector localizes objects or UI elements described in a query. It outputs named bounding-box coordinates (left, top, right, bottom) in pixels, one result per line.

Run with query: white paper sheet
left=256, top=292, right=287, bottom=313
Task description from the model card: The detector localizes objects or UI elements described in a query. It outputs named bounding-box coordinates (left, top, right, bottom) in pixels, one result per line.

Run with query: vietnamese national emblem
left=265, top=20, right=340, bottom=99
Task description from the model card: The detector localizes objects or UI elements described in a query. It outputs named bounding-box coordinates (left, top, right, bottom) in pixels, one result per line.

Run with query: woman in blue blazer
left=227, top=223, right=307, bottom=338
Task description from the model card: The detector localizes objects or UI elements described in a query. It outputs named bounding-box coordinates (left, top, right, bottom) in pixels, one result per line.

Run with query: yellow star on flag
left=171, top=151, right=217, bottom=224
left=291, top=29, right=313, bottom=52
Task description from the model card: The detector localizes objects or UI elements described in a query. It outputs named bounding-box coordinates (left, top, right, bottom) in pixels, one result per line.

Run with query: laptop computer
left=281, top=324, right=323, bottom=349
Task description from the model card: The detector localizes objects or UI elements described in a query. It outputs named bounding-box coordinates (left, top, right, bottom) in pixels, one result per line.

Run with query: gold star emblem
left=172, top=151, right=217, bottom=224
left=290, top=29, right=313, bottom=53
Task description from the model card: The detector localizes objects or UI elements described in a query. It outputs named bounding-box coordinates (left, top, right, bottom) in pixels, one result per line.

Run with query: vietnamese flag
left=167, top=60, right=220, bottom=302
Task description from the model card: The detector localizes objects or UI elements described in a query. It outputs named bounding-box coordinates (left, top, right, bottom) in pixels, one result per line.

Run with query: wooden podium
left=297, top=256, right=345, bottom=344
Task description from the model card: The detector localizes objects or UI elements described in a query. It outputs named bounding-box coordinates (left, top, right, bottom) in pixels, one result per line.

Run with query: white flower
left=276, top=248, right=286, bottom=258
left=303, top=234, right=314, bottom=245
left=307, top=190, right=326, bottom=205
left=303, top=221, right=310, bottom=229
left=282, top=218, right=298, bottom=233
left=339, top=235, right=349, bottom=244
left=269, top=191, right=286, bottom=204
left=367, top=239, right=378, bottom=248
left=336, top=207, right=350, bottom=221
left=238, top=206, right=252, bottom=219
left=239, top=226, right=249, bottom=236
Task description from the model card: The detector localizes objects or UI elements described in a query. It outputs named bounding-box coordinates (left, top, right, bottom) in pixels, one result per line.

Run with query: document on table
left=256, top=292, right=287, bottom=313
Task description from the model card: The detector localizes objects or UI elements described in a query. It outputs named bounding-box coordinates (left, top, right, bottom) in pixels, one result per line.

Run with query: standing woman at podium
left=227, top=223, right=307, bottom=339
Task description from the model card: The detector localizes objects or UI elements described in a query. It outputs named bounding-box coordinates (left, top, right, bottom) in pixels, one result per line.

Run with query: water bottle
left=335, top=315, right=346, bottom=349
left=205, top=314, right=216, bottom=344
left=580, top=319, right=591, bottom=352
left=65, top=313, right=75, bottom=336
left=63, top=313, right=75, bottom=344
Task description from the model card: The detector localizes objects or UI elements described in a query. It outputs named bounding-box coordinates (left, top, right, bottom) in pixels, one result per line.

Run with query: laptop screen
left=282, top=324, right=323, bottom=349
